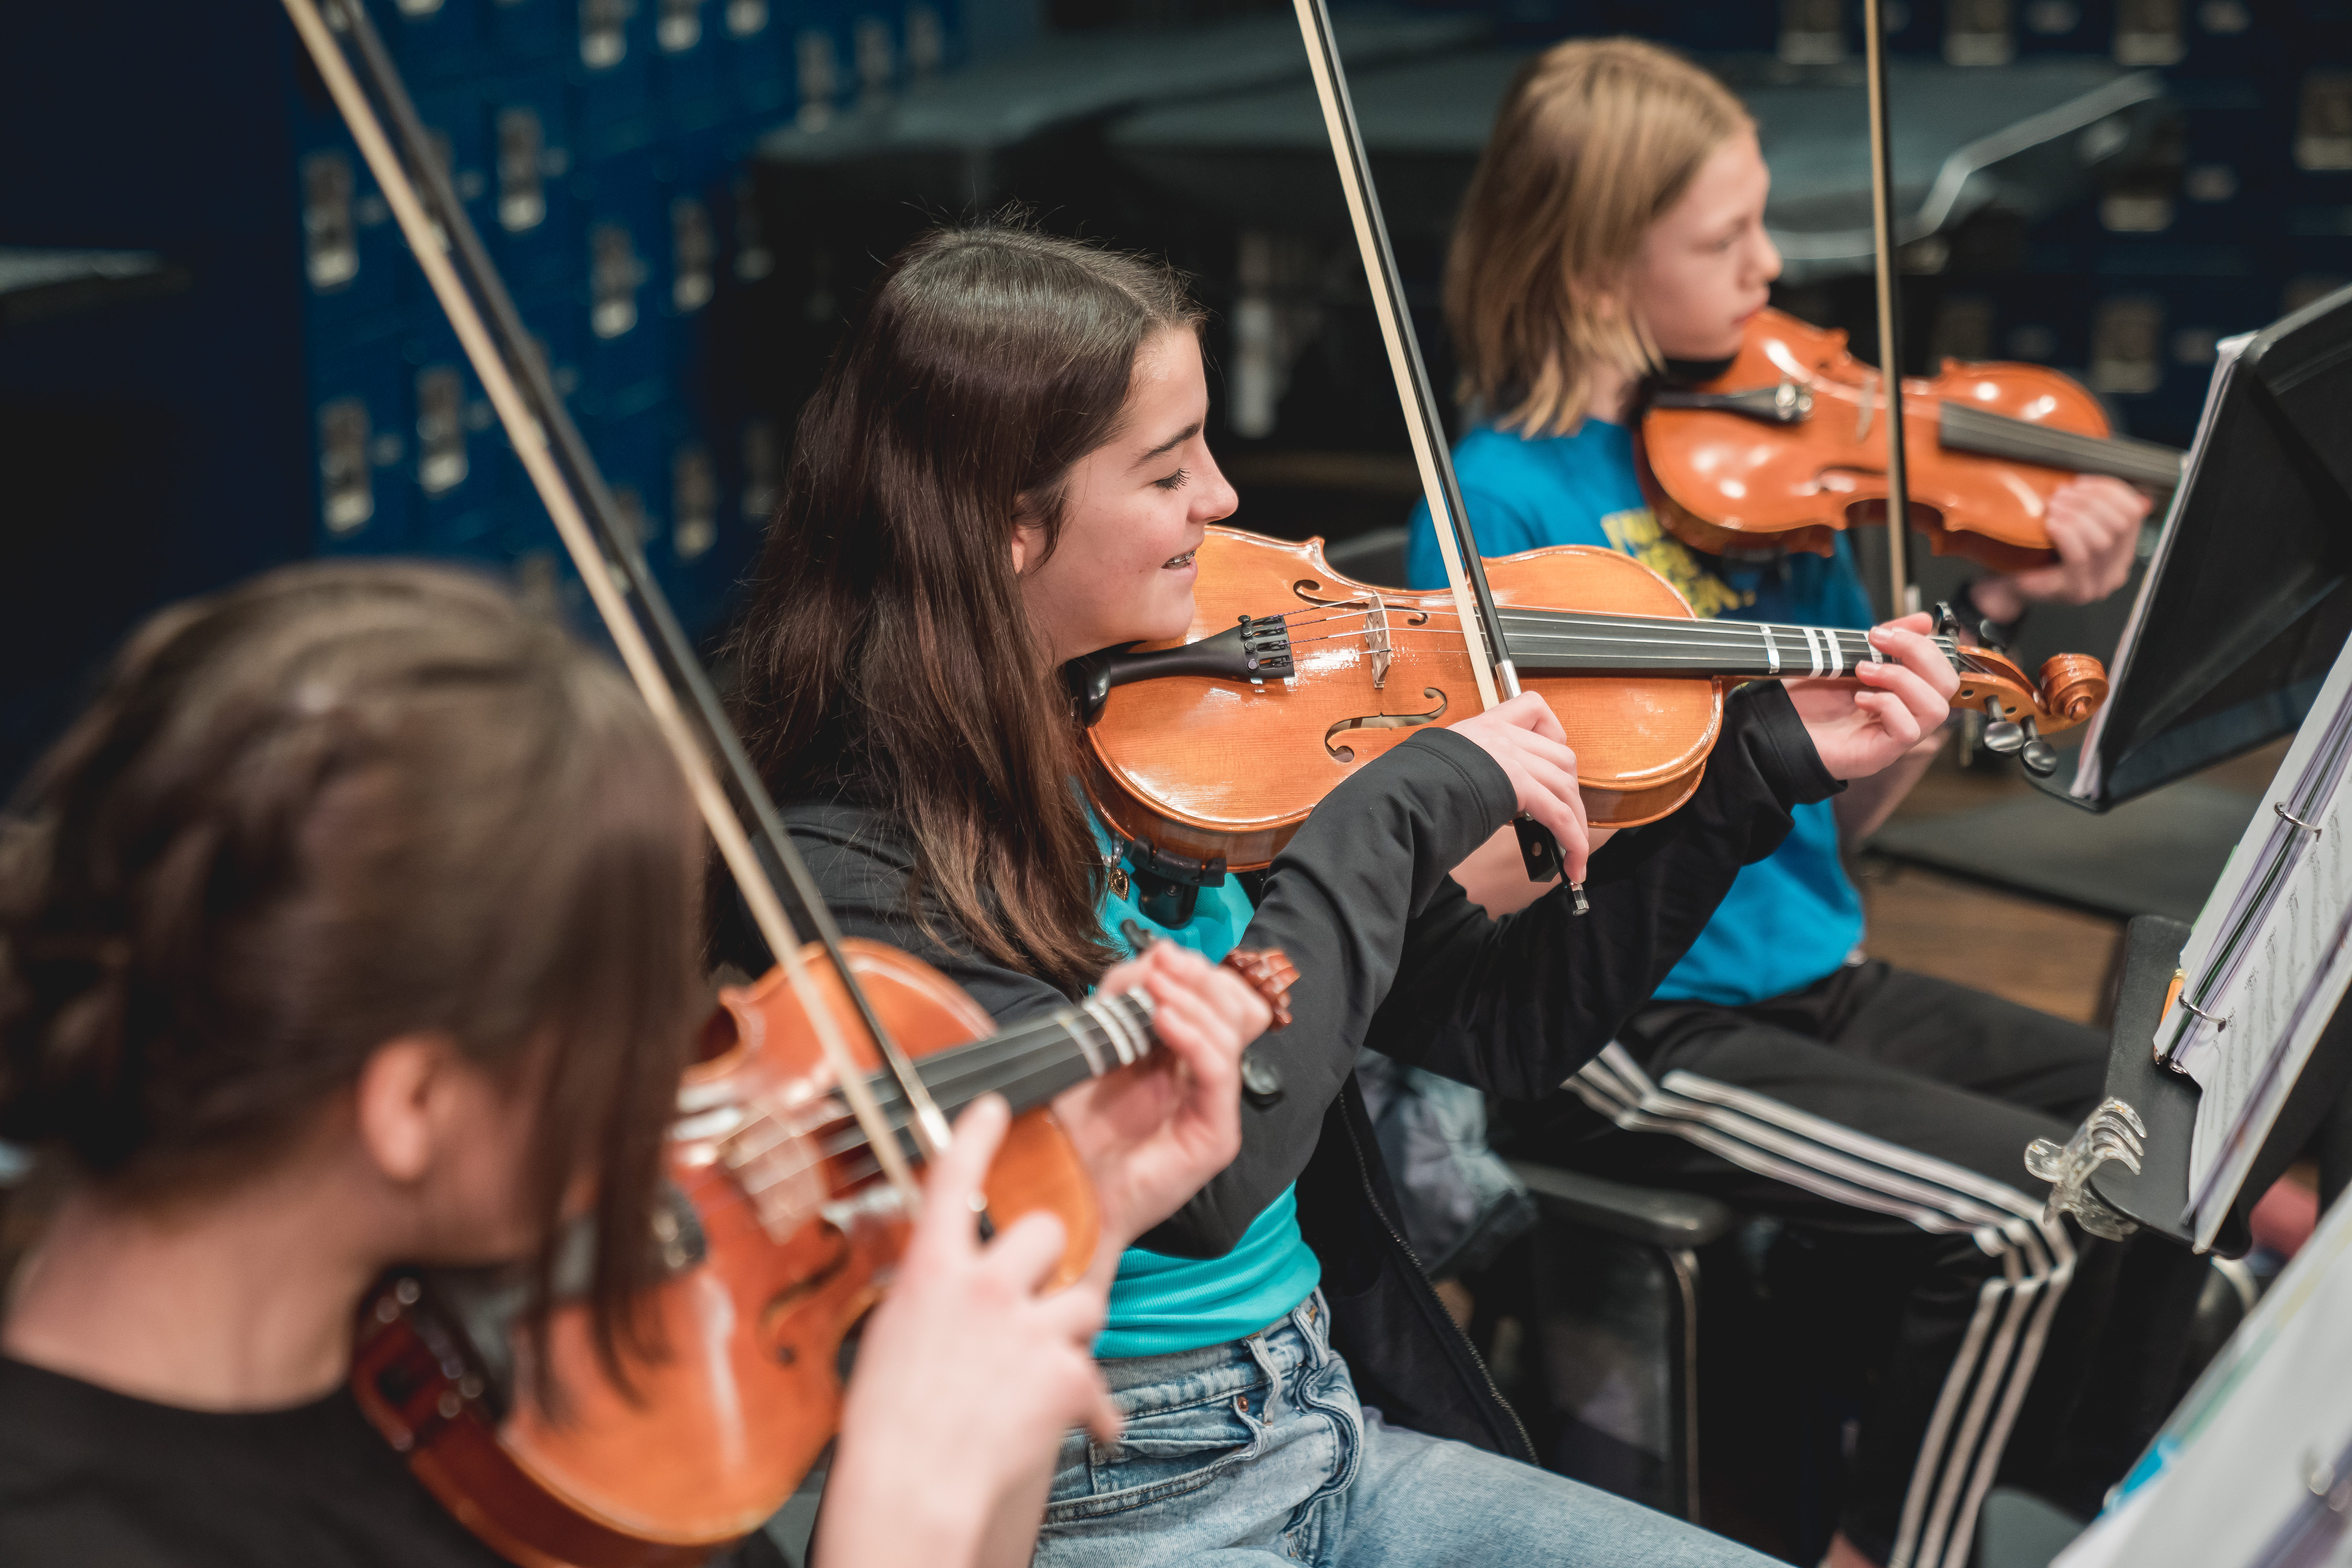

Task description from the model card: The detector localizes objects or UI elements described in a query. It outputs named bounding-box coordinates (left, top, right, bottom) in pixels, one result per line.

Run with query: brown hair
left=729, top=221, right=1204, bottom=996
left=0, top=561, right=700, bottom=1378
left=1448, top=37, right=1751, bottom=435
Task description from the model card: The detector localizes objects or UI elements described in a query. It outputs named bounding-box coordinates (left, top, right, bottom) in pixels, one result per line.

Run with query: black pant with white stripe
left=1507, top=960, right=2209, bottom=1568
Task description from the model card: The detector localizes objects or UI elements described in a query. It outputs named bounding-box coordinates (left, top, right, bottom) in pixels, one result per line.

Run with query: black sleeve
left=759, top=809, right=1079, bottom=1028
left=1362, top=679, right=1840, bottom=1098
left=1133, top=680, right=1839, bottom=1257
left=1131, top=727, right=1520, bottom=1257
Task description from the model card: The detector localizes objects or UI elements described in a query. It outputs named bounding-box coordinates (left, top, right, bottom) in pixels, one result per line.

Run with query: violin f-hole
left=758, top=1221, right=854, bottom=1353
left=1324, top=688, right=1448, bottom=764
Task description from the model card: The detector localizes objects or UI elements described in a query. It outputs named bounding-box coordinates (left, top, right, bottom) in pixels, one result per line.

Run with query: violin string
left=1285, top=619, right=1966, bottom=662
left=1273, top=620, right=2026, bottom=695
left=1287, top=625, right=1909, bottom=655
left=1263, top=594, right=1984, bottom=651
left=1312, top=605, right=1971, bottom=651
left=686, top=1004, right=1149, bottom=1229
left=698, top=1024, right=1081, bottom=1198
left=1267, top=599, right=1949, bottom=648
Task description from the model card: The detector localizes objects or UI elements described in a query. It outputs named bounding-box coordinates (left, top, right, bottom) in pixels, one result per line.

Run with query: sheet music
left=2155, top=628, right=2352, bottom=1247
left=2053, top=1183, right=2352, bottom=1568
left=2070, top=331, right=2256, bottom=801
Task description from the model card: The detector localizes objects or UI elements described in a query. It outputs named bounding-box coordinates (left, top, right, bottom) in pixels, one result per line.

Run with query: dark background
left=4, top=0, right=2347, bottom=794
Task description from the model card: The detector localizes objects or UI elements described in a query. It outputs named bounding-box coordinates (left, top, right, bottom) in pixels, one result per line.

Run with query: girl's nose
left=1196, top=455, right=1240, bottom=525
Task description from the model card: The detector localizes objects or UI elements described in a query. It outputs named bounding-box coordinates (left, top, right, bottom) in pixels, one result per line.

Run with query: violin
left=1639, top=307, right=2186, bottom=574
left=351, top=939, right=1299, bottom=1568
left=1069, top=525, right=2110, bottom=872
left=286, top=7, right=1304, bottom=1564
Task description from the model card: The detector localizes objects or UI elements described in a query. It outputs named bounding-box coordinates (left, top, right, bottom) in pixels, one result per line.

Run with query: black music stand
left=2077, top=283, right=2352, bottom=1246
left=2089, top=915, right=2352, bottom=1255
left=2047, top=281, right=2352, bottom=813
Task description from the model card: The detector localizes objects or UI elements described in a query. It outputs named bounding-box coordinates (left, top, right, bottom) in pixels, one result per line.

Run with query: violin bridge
left=1364, top=594, right=1392, bottom=691
left=718, top=1103, right=837, bottom=1241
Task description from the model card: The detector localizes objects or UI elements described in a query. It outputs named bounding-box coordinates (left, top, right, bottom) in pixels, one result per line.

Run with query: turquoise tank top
left=1088, top=820, right=1322, bottom=1357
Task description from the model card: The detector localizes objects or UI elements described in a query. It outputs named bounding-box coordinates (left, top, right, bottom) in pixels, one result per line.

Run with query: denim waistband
left=1094, top=1289, right=1327, bottom=1398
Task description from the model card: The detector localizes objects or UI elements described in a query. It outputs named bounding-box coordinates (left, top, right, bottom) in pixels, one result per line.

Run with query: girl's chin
left=1124, top=598, right=1198, bottom=649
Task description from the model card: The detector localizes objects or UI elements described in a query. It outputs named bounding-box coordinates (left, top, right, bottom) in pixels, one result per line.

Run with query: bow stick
left=281, top=0, right=948, bottom=1206
left=1863, top=0, right=1918, bottom=615
left=1286, top=0, right=1582, bottom=910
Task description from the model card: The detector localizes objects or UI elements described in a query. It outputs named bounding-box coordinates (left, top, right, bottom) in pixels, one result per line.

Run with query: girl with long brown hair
left=726, top=218, right=1961, bottom=1564
left=0, top=560, right=1262, bottom=1568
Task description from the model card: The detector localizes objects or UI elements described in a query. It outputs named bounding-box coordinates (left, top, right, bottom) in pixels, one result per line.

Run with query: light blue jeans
left=1036, top=1291, right=1774, bottom=1567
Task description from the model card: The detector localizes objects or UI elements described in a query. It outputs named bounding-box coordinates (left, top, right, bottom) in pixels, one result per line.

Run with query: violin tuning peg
left=1982, top=720, right=2025, bottom=754
left=2020, top=720, right=2058, bottom=777
left=1933, top=601, right=1964, bottom=640
left=1977, top=617, right=2010, bottom=652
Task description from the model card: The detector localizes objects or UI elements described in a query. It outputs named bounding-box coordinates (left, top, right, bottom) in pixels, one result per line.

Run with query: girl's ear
left=353, top=1032, right=472, bottom=1185
left=1010, top=497, right=1043, bottom=574
left=1570, top=264, right=1631, bottom=325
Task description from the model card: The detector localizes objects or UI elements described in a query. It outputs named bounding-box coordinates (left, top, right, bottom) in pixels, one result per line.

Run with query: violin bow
left=1286, top=0, right=1581, bottom=910
left=1863, top=0, right=1918, bottom=615
left=280, top=0, right=948, bottom=1207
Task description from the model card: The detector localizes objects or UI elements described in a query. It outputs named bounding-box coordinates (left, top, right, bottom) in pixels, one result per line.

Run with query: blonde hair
left=1447, top=38, right=1751, bottom=436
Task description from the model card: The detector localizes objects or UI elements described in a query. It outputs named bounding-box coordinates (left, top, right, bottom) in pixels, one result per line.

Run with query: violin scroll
left=1942, top=643, right=2108, bottom=779
left=1222, top=947, right=1299, bottom=1030
left=2037, top=653, right=2111, bottom=726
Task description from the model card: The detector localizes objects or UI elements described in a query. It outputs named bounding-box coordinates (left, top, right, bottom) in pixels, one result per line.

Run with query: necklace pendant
left=1108, top=866, right=1132, bottom=901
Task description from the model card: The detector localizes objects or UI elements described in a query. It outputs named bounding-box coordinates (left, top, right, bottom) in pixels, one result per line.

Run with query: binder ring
left=2181, top=998, right=2230, bottom=1031
left=2276, top=802, right=2323, bottom=835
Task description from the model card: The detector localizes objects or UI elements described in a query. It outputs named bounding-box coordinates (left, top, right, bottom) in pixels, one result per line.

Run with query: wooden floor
left=1860, top=737, right=2293, bottom=1024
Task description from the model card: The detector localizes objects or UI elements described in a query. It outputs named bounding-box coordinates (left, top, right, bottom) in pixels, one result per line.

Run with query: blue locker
left=659, top=169, right=725, bottom=333
left=486, top=0, right=572, bottom=67
left=401, top=78, right=499, bottom=317
left=720, top=0, right=794, bottom=125
left=2163, top=0, right=2287, bottom=78
left=566, top=149, right=670, bottom=414
left=656, top=413, right=733, bottom=637
left=785, top=10, right=854, bottom=131
left=579, top=403, right=671, bottom=566
left=569, top=0, right=661, bottom=159
left=398, top=317, right=508, bottom=556
left=656, top=0, right=730, bottom=134
left=2013, top=0, right=2108, bottom=56
left=482, top=71, right=578, bottom=290
left=367, top=0, right=489, bottom=84
left=290, top=102, right=406, bottom=344
left=489, top=276, right=590, bottom=555
left=308, top=327, right=419, bottom=556
left=2283, top=233, right=2352, bottom=308
left=2083, top=275, right=2273, bottom=441
left=2171, top=85, right=2286, bottom=240
left=1627, top=0, right=1777, bottom=53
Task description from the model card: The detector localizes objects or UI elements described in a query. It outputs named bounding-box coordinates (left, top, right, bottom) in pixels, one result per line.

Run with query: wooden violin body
left=1081, top=526, right=2107, bottom=874
left=351, top=940, right=1098, bottom=1568
left=1640, top=308, right=2183, bottom=573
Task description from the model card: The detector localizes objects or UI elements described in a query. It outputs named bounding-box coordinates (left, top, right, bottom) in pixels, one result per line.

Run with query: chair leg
left=1666, top=1245, right=1703, bottom=1524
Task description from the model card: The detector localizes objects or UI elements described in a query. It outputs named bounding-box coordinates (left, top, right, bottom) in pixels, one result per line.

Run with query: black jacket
left=758, top=682, right=1839, bottom=1461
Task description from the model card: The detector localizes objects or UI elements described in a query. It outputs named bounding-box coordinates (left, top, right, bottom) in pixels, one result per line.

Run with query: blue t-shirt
left=1406, top=418, right=1874, bottom=1006
left=1091, top=819, right=1322, bottom=1357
